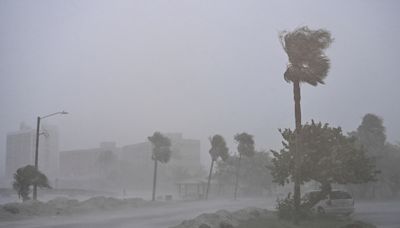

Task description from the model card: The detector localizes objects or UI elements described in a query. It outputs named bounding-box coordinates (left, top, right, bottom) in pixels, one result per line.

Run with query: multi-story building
left=5, top=123, right=59, bottom=181
left=121, top=133, right=202, bottom=176
left=59, top=134, right=202, bottom=186
left=59, top=141, right=119, bottom=179
left=5, top=125, right=35, bottom=180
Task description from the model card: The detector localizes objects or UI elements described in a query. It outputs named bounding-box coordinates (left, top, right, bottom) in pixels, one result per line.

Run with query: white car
left=303, top=190, right=355, bottom=215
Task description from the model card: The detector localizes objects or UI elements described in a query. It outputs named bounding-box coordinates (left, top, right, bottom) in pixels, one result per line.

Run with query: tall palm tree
left=148, top=132, right=172, bottom=201
left=233, top=132, right=255, bottom=200
left=279, top=26, right=333, bottom=221
left=206, top=134, right=229, bottom=200
left=13, top=165, right=51, bottom=201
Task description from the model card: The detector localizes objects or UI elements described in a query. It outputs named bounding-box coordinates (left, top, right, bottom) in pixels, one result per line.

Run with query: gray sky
left=1, top=0, right=400, bottom=175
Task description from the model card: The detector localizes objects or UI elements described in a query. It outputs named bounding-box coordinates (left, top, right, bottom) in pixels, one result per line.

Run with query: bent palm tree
left=206, top=135, right=229, bottom=200
left=13, top=165, right=51, bottom=201
left=148, top=132, right=172, bottom=201
left=233, top=132, right=255, bottom=200
left=279, top=26, right=333, bottom=222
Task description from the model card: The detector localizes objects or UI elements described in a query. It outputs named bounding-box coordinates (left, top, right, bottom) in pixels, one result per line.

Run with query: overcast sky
left=1, top=0, right=399, bottom=175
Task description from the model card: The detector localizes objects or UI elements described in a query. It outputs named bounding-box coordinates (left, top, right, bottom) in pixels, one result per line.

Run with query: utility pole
left=33, top=116, right=41, bottom=200
left=32, top=111, right=68, bottom=200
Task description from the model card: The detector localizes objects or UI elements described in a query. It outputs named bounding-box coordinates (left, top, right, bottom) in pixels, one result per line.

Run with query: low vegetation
left=170, top=207, right=376, bottom=228
left=0, top=196, right=153, bottom=220
left=237, top=216, right=376, bottom=228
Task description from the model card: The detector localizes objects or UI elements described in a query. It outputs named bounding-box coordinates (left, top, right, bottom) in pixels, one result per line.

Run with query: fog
left=1, top=0, right=400, bottom=170
left=1, top=0, right=400, bottom=227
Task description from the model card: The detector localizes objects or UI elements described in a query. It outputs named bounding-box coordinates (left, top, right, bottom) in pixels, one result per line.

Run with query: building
left=120, top=142, right=152, bottom=174
left=59, top=133, right=202, bottom=189
left=59, top=141, right=119, bottom=179
left=121, top=133, right=202, bottom=176
left=5, top=123, right=60, bottom=181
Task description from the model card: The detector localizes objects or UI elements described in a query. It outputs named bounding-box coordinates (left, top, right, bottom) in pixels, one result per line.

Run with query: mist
left=1, top=0, right=400, bottom=169
left=1, top=1, right=400, bottom=228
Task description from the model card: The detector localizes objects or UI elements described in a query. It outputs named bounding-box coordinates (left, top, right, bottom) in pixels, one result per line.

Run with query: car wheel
left=317, top=207, right=325, bottom=215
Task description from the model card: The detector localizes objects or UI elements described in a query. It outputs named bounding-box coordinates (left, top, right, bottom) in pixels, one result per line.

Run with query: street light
left=33, top=111, right=68, bottom=200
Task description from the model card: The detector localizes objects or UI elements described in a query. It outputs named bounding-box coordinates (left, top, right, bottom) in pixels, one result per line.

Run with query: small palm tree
left=13, top=165, right=51, bottom=201
left=233, top=132, right=255, bottom=200
left=280, top=26, right=333, bottom=222
left=205, top=134, right=229, bottom=199
left=148, top=132, right=172, bottom=201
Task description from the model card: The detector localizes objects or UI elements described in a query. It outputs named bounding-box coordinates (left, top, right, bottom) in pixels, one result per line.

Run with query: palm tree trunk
left=293, top=80, right=302, bottom=223
left=205, top=159, right=214, bottom=200
left=234, top=153, right=242, bottom=200
left=320, top=182, right=332, bottom=195
left=152, top=160, right=158, bottom=201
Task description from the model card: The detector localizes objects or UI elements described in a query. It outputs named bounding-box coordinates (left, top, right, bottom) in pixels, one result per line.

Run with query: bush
left=3, top=203, right=19, bottom=214
left=275, top=193, right=295, bottom=219
left=275, top=193, right=311, bottom=220
left=219, top=221, right=234, bottom=228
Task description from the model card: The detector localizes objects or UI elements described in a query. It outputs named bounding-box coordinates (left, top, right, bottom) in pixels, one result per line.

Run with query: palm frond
left=12, top=165, right=51, bottom=201
left=234, top=132, right=255, bottom=157
left=209, top=135, right=229, bottom=161
left=280, top=26, right=333, bottom=86
left=148, top=132, right=172, bottom=163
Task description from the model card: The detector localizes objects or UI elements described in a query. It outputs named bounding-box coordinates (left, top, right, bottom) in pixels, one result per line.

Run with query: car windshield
left=330, top=191, right=352, bottom=199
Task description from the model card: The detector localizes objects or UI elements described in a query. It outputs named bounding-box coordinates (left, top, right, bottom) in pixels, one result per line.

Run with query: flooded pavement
left=353, top=200, right=400, bottom=228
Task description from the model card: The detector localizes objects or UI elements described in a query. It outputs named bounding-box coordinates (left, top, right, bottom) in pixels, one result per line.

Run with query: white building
left=59, top=133, right=203, bottom=188
left=59, top=141, right=120, bottom=179
left=5, top=123, right=60, bottom=182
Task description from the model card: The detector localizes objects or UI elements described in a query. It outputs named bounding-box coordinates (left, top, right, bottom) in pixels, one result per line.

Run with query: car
left=302, top=190, right=355, bottom=215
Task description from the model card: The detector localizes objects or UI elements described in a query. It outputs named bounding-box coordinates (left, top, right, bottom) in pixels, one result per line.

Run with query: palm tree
left=279, top=26, right=333, bottom=221
left=205, top=134, right=229, bottom=200
left=148, top=132, right=172, bottom=201
left=233, top=132, right=255, bottom=200
left=13, top=165, right=51, bottom=201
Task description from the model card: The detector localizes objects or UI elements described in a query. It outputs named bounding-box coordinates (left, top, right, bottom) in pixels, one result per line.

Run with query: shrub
left=3, top=203, right=19, bottom=214
left=275, top=193, right=311, bottom=220
left=275, top=193, right=295, bottom=219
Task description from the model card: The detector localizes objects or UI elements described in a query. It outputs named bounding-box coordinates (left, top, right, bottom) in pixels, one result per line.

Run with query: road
left=1, top=199, right=399, bottom=228
left=0, top=198, right=273, bottom=228
left=354, top=201, right=400, bottom=228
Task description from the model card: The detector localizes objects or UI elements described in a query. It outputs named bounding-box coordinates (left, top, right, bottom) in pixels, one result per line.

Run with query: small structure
left=176, top=179, right=208, bottom=200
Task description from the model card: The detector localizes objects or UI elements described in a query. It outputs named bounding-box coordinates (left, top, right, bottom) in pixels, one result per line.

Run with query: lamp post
left=33, top=111, right=68, bottom=200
